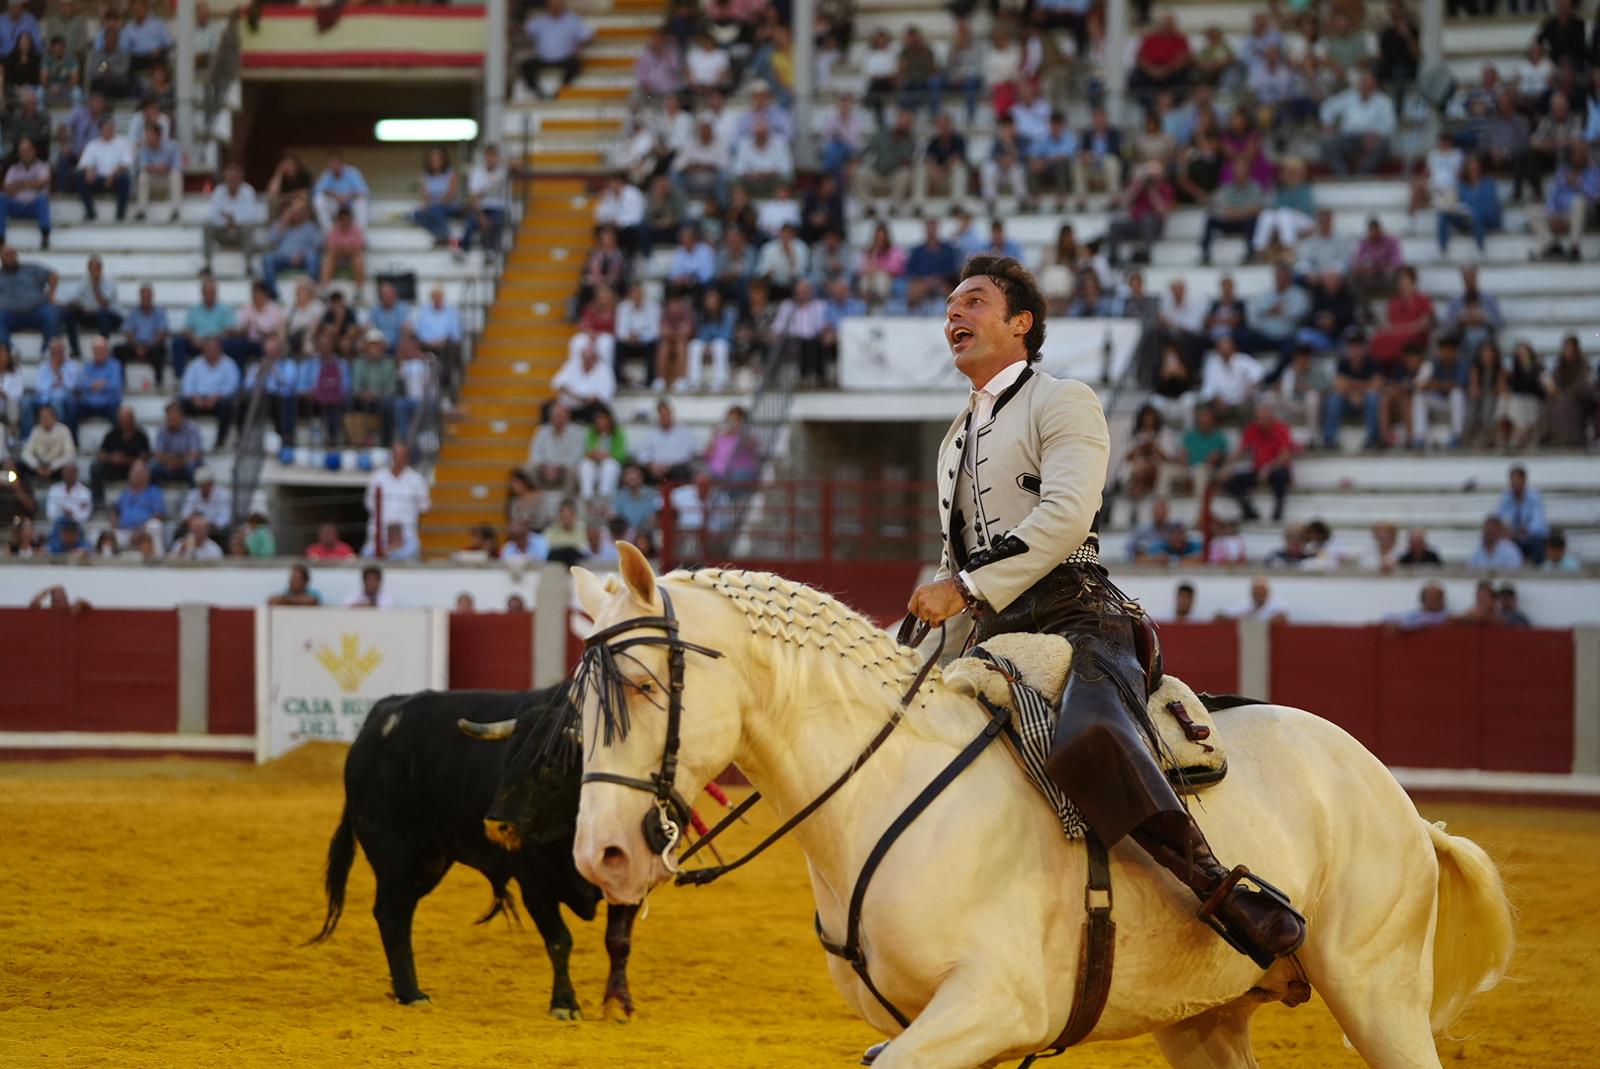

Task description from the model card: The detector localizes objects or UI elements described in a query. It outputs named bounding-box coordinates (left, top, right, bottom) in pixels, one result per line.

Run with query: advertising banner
left=256, top=607, right=448, bottom=762
left=838, top=317, right=1143, bottom=390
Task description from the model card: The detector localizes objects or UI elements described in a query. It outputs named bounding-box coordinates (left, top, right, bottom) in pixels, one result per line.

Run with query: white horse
left=570, top=546, right=1514, bottom=1069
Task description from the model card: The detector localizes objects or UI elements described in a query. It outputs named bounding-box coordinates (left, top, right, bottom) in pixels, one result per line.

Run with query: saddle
left=943, top=632, right=1228, bottom=797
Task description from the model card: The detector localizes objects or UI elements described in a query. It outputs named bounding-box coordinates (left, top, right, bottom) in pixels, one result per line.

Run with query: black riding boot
left=1131, top=810, right=1307, bottom=968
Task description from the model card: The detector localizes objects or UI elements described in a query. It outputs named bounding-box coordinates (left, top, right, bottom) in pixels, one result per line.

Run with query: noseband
left=578, top=589, right=724, bottom=868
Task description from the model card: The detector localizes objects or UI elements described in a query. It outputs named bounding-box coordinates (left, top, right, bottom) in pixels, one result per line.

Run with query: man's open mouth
left=950, top=326, right=974, bottom=346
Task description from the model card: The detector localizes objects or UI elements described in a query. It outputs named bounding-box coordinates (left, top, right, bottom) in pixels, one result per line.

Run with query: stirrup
left=1195, top=865, right=1306, bottom=969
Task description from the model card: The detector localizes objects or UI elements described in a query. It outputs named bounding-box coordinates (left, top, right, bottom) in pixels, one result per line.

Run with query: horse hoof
left=602, top=996, right=635, bottom=1023
left=396, top=993, right=431, bottom=1006
left=549, top=1006, right=582, bottom=1021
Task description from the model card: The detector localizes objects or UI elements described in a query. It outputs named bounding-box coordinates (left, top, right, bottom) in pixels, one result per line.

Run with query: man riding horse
left=906, top=255, right=1306, bottom=967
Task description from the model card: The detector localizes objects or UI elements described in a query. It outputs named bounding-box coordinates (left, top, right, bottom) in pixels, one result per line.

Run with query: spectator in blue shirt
left=113, top=459, right=167, bottom=533
left=1530, top=142, right=1600, bottom=262
left=302, top=328, right=351, bottom=444
left=115, top=282, right=171, bottom=383
left=1496, top=464, right=1549, bottom=564
left=1438, top=154, right=1503, bottom=254
left=180, top=338, right=241, bottom=446
left=367, top=280, right=411, bottom=349
left=312, top=150, right=370, bottom=230
left=0, top=244, right=60, bottom=349
left=413, top=285, right=463, bottom=394
left=102, top=0, right=171, bottom=66
left=0, top=0, right=41, bottom=60
left=170, top=276, right=236, bottom=379
left=905, top=216, right=959, bottom=289
left=76, top=337, right=122, bottom=425
left=981, top=219, right=1023, bottom=259
left=261, top=198, right=322, bottom=297
left=243, top=336, right=301, bottom=441
left=55, top=93, right=108, bottom=191
left=24, top=337, right=78, bottom=435
left=667, top=224, right=716, bottom=289
left=1029, top=111, right=1080, bottom=210
left=1468, top=514, right=1526, bottom=570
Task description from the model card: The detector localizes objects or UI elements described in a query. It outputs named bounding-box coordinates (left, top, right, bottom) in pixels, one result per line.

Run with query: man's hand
left=907, top=578, right=968, bottom=627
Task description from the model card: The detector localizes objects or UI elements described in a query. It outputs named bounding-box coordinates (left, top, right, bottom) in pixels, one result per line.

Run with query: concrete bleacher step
left=1100, top=526, right=1600, bottom=563
left=1289, top=453, right=1600, bottom=493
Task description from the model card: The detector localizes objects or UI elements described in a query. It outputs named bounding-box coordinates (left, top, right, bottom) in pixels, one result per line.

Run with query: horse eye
left=635, top=681, right=655, bottom=695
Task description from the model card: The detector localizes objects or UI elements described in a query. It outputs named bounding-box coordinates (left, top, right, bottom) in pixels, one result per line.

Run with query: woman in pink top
left=857, top=222, right=907, bottom=303
left=236, top=281, right=286, bottom=359
left=320, top=206, right=367, bottom=290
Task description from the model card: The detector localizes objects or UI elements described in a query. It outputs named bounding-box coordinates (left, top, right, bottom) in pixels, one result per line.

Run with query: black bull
left=309, top=687, right=638, bottom=1016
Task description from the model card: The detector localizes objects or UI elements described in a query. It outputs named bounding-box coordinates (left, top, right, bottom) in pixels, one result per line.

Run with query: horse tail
left=1425, top=820, right=1515, bottom=1034
left=307, top=804, right=358, bottom=946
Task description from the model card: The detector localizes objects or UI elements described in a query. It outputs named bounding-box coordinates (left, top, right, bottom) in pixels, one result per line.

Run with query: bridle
left=577, top=588, right=724, bottom=868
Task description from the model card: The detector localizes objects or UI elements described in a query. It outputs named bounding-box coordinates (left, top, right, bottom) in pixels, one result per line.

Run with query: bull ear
left=572, top=565, right=607, bottom=619
left=616, top=540, right=657, bottom=608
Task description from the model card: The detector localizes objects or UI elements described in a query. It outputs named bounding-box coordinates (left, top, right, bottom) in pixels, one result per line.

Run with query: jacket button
left=947, top=470, right=954, bottom=478
left=941, top=498, right=949, bottom=507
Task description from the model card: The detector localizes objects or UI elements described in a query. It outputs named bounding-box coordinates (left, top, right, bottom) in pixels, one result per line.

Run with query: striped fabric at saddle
left=970, top=649, right=1089, bottom=840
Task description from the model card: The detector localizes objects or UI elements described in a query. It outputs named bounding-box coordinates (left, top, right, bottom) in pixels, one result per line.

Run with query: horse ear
left=616, top=541, right=657, bottom=607
left=572, top=566, right=607, bottom=618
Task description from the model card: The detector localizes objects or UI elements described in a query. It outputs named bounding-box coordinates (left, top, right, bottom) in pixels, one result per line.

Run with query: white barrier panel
left=255, top=607, right=448, bottom=763
left=838, top=317, right=1143, bottom=390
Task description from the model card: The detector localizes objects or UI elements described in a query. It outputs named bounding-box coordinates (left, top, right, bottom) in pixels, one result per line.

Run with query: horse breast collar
left=576, top=588, right=724, bottom=864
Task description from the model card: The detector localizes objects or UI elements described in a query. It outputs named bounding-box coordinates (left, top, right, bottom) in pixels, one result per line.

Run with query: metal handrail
left=228, top=367, right=271, bottom=527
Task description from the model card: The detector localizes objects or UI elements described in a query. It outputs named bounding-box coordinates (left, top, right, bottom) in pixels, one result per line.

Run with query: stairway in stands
left=421, top=178, right=591, bottom=555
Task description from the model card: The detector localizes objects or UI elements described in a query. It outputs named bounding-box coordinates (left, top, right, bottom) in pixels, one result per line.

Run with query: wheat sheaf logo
left=315, top=633, right=384, bottom=693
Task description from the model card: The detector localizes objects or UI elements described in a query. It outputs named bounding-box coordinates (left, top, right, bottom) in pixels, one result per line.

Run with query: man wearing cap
left=349, top=328, right=397, bottom=447
left=181, top=466, right=232, bottom=535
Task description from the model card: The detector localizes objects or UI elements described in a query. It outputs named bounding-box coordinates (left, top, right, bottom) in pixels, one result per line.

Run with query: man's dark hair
left=957, top=254, right=1048, bottom=363
left=1177, top=581, right=1195, bottom=595
left=362, top=565, right=382, bottom=582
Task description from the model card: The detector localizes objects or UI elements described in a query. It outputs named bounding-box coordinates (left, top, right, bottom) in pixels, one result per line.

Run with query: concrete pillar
left=177, top=604, right=211, bottom=734
left=1574, top=627, right=1600, bottom=776
left=533, top=564, right=573, bottom=688
left=485, top=0, right=508, bottom=151
left=791, top=0, right=816, bottom=169
left=1104, top=0, right=1129, bottom=127
left=1420, top=0, right=1444, bottom=72
left=174, top=0, right=197, bottom=163
left=1236, top=618, right=1271, bottom=699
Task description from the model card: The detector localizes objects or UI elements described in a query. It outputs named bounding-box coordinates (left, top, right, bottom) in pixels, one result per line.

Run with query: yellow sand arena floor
left=2, top=746, right=1596, bottom=1068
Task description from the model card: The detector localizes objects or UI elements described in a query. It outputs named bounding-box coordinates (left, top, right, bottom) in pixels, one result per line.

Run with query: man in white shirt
left=363, top=442, right=432, bottom=551
left=463, top=144, right=511, bottom=252
left=202, top=163, right=264, bottom=274
left=180, top=465, right=233, bottom=534
left=77, top=117, right=134, bottom=222
left=754, top=223, right=810, bottom=294
left=774, top=278, right=832, bottom=385
left=593, top=173, right=647, bottom=253
left=685, top=31, right=731, bottom=93
left=731, top=121, right=794, bottom=198
left=549, top=342, right=616, bottom=422
left=671, top=117, right=730, bottom=202
left=520, top=0, right=593, bottom=98
left=612, top=280, right=660, bottom=378
left=345, top=565, right=395, bottom=608
left=635, top=399, right=697, bottom=483
left=1319, top=70, right=1396, bottom=176
left=1198, top=333, right=1265, bottom=419
left=168, top=512, right=224, bottom=560
left=1217, top=576, right=1290, bottom=622
left=45, top=461, right=93, bottom=525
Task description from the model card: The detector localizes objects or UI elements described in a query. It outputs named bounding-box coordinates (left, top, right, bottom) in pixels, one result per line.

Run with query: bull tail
left=475, top=878, right=522, bottom=929
left=306, top=804, right=358, bottom=946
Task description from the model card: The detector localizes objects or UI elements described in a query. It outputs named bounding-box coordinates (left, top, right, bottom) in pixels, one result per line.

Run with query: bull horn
left=457, top=717, right=517, bottom=741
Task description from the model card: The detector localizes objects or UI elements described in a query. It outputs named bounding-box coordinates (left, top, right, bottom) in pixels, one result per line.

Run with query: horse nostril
left=601, top=845, right=627, bottom=868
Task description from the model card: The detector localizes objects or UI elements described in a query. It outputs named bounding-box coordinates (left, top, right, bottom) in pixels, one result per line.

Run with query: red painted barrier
left=1271, top=625, right=1382, bottom=749
left=449, top=612, right=534, bottom=690
left=1480, top=628, right=1574, bottom=773
left=0, top=608, right=178, bottom=732
left=1158, top=621, right=1240, bottom=697
left=208, top=609, right=257, bottom=736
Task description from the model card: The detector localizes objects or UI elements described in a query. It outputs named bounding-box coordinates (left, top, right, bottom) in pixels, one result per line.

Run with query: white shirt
left=1223, top=595, right=1290, bottom=620
left=687, top=43, right=731, bottom=86
left=616, top=297, right=662, bottom=342
left=1319, top=89, right=1396, bottom=137
left=66, top=272, right=119, bottom=311
left=1425, top=147, right=1464, bottom=193
left=1199, top=351, right=1265, bottom=407
left=756, top=198, right=802, bottom=237
left=79, top=135, right=136, bottom=175
left=46, top=479, right=93, bottom=524
left=397, top=357, right=429, bottom=399
left=127, top=111, right=172, bottom=147
left=594, top=184, right=646, bottom=228
left=207, top=182, right=264, bottom=226
left=672, top=134, right=729, bottom=173
left=552, top=358, right=616, bottom=403
left=364, top=465, right=432, bottom=536
left=1159, top=291, right=1206, bottom=334
left=181, top=484, right=233, bottom=530
left=344, top=589, right=395, bottom=608
left=731, top=136, right=794, bottom=178
left=956, top=359, right=1029, bottom=600
left=669, top=483, right=706, bottom=530
left=169, top=536, right=224, bottom=561
left=637, top=423, right=698, bottom=468
left=468, top=163, right=509, bottom=210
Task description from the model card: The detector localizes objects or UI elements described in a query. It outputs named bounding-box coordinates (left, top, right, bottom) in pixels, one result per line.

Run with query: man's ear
left=1011, top=309, right=1033, bottom=342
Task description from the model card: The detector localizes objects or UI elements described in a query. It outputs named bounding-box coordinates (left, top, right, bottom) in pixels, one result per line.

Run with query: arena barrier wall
left=2, top=598, right=1596, bottom=793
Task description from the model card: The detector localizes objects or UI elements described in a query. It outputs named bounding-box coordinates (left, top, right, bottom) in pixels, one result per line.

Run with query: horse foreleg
left=601, top=902, right=638, bottom=1021
left=1153, top=997, right=1264, bottom=1069
left=870, top=968, right=1052, bottom=1069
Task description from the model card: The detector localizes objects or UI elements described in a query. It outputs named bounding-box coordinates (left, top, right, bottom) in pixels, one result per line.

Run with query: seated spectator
left=1204, top=518, right=1247, bottom=564
left=1146, top=520, right=1203, bottom=563
left=1147, top=343, right=1197, bottom=429
left=109, top=282, right=168, bottom=383
left=364, top=520, right=419, bottom=563
left=773, top=279, right=830, bottom=386
left=299, top=328, right=350, bottom=443
left=76, top=117, right=133, bottom=221
left=685, top=31, right=731, bottom=97
left=415, top=285, right=464, bottom=393
left=545, top=498, right=589, bottom=566
left=260, top=199, right=321, bottom=297
left=1319, top=70, right=1395, bottom=177
left=611, top=462, right=663, bottom=537
left=1104, top=161, right=1173, bottom=268
left=0, top=137, right=51, bottom=248
left=89, top=404, right=149, bottom=505
left=180, top=338, right=240, bottom=446
left=1468, top=514, right=1525, bottom=569
left=62, top=254, right=121, bottom=359
left=0, top=244, right=58, bottom=350
left=578, top=405, right=627, bottom=502
left=1198, top=333, right=1263, bottom=422
left=593, top=176, right=646, bottom=256
left=268, top=563, right=323, bottom=606
left=688, top=288, right=737, bottom=393
left=1443, top=265, right=1503, bottom=359
left=363, top=443, right=430, bottom=552
left=1438, top=153, right=1502, bottom=255
left=1200, top=170, right=1266, bottom=266
left=43, top=458, right=90, bottom=529
left=409, top=146, right=461, bottom=248
left=906, top=216, right=960, bottom=294
left=1520, top=92, right=1584, bottom=206
left=1240, top=263, right=1309, bottom=362
left=636, top=399, right=696, bottom=483
left=1264, top=525, right=1310, bottom=568
left=1073, top=107, right=1124, bottom=210
left=366, top=281, right=411, bottom=352
left=461, top=143, right=511, bottom=254
left=1028, top=111, right=1078, bottom=211
left=1322, top=328, right=1383, bottom=450
left=168, top=511, right=222, bottom=560
left=1398, top=527, right=1442, bottom=567
left=346, top=330, right=396, bottom=447
left=1225, top=400, right=1296, bottom=522
left=978, top=114, right=1029, bottom=207
left=1253, top=158, right=1315, bottom=256
left=653, top=292, right=696, bottom=392
left=133, top=119, right=181, bottom=224
left=1296, top=209, right=1353, bottom=278
left=1496, top=340, right=1545, bottom=449
left=345, top=565, right=393, bottom=609
left=84, top=21, right=133, bottom=98
left=201, top=163, right=262, bottom=275
left=1121, top=405, right=1178, bottom=514
left=500, top=521, right=550, bottom=564
left=1127, top=497, right=1178, bottom=560
left=672, top=116, right=730, bottom=204
left=608, top=280, right=657, bottom=382
left=1409, top=336, right=1467, bottom=448
left=312, top=150, right=369, bottom=231
left=305, top=522, right=355, bottom=561
left=1495, top=583, right=1530, bottom=627
left=667, top=226, right=716, bottom=295
left=1541, top=334, right=1594, bottom=447
left=550, top=338, right=615, bottom=423
left=1528, top=144, right=1599, bottom=263
left=754, top=222, right=809, bottom=298
left=170, top=276, right=234, bottom=379
left=1349, top=216, right=1404, bottom=300
left=1370, top=267, right=1435, bottom=367
left=24, top=337, right=79, bottom=436
left=896, top=25, right=942, bottom=115
left=857, top=109, right=918, bottom=208
left=76, top=337, right=122, bottom=427
left=856, top=223, right=906, bottom=305
left=527, top=401, right=585, bottom=494
left=519, top=0, right=593, bottom=99
left=1543, top=530, right=1580, bottom=572
left=1295, top=271, right=1358, bottom=357
left=231, top=280, right=284, bottom=364
left=731, top=120, right=794, bottom=200
left=1360, top=523, right=1401, bottom=573
left=1497, top=464, right=1549, bottom=564
left=180, top=465, right=231, bottom=535
left=1128, top=12, right=1192, bottom=102
left=112, top=459, right=165, bottom=536
left=41, top=30, right=78, bottom=103
left=319, top=207, right=366, bottom=290
left=1384, top=581, right=1451, bottom=631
